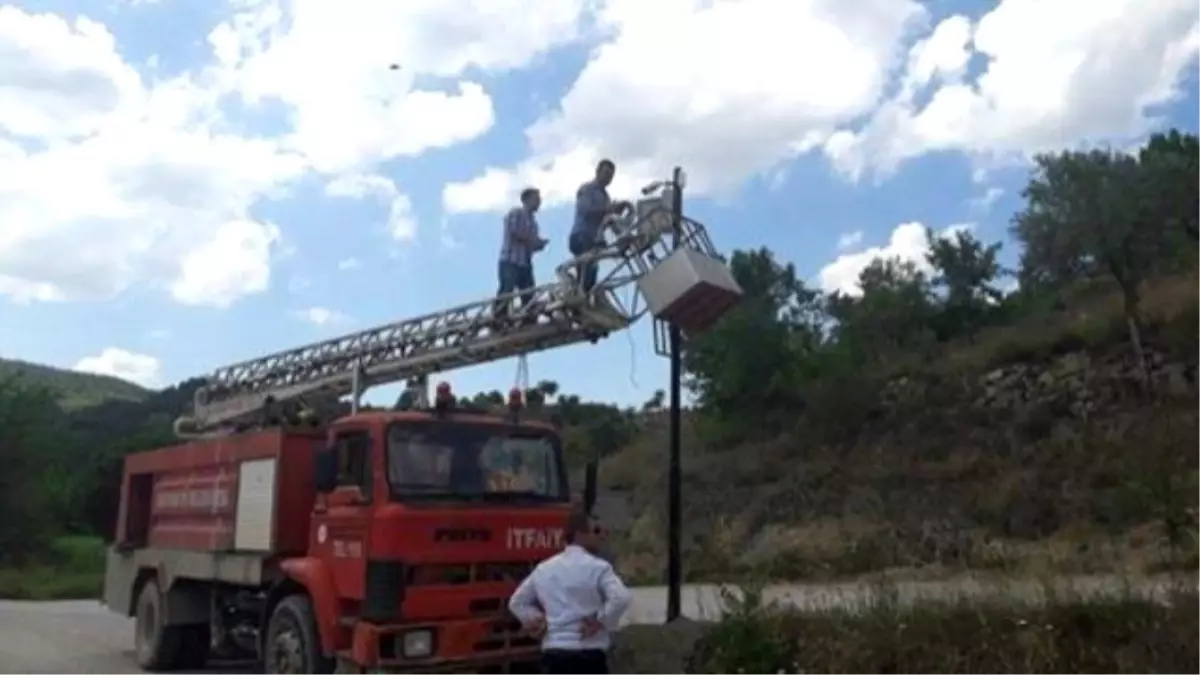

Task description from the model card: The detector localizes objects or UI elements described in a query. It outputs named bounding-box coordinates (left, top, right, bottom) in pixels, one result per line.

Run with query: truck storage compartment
left=117, top=428, right=323, bottom=556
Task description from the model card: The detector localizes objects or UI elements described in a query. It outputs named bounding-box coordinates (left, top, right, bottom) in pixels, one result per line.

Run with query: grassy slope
left=602, top=272, right=1199, bottom=584
left=0, top=358, right=149, bottom=410
left=613, top=581, right=1199, bottom=673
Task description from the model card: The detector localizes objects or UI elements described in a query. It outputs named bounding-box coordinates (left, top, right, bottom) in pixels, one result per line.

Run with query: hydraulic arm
left=174, top=184, right=742, bottom=437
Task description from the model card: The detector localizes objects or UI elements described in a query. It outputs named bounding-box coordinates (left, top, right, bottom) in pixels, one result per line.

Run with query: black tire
left=176, top=624, right=211, bottom=669
left=264, top=595, right=334, bottom=674
left=134, top=578, right=182, bottom=671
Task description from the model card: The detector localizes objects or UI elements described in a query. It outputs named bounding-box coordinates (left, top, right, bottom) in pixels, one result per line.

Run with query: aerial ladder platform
left=174, top=180, right=744, bottom=437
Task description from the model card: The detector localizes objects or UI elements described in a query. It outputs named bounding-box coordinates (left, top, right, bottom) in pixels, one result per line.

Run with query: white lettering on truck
left=505, top=527, right=564, bottom=550
left=154, top=487, right=230, bottom=511
left=332, top=539, right=363, bottom=559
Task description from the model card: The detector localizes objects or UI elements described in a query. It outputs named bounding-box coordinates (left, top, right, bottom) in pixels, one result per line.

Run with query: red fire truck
left=101, top=182, right=741, bottom=673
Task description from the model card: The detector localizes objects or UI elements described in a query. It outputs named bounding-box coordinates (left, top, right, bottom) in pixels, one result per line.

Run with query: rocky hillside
left=599, top=271, right=1198, bottom=584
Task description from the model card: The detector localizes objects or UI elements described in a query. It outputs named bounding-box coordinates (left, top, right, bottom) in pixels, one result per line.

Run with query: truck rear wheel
left=134, top=578, right=182, bottom=671
left=265, top=595, right=334, bottom=674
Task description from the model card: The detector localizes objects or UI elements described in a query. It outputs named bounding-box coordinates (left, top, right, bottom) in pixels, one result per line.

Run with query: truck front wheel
left=134, top=578, right=182, bottom=671
left=265, top=595, right=334, bottom=674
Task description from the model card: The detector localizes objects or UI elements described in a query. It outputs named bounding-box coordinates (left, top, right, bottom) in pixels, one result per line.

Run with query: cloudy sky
left=1, top=0, right=1197, bottom=406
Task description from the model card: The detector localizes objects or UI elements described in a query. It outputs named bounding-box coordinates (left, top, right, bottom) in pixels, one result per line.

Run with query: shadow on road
left=116, top=651, right=255, bottom=674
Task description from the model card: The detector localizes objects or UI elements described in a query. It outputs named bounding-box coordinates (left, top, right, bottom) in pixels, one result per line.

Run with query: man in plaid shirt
left=496, top=187, right=548, bottom=322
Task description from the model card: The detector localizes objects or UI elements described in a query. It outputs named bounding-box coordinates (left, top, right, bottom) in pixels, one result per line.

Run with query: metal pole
left=350, top=363, right=363, bottom=414
left=666, top=166, right=684, bottom=623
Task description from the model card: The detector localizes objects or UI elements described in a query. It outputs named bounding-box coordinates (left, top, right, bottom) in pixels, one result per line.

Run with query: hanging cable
left=625, top=283, right=640, bottom=389
left=514, top=353, right=530, bottom=392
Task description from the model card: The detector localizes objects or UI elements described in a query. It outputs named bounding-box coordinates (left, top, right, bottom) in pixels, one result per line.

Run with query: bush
left=687, top=582, right=1199, bottom=674
left=0, top=535, right=105, bottom=600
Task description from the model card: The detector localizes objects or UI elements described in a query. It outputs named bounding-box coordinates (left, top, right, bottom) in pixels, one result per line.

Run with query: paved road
left=0, top=575, right=1186, bottom=673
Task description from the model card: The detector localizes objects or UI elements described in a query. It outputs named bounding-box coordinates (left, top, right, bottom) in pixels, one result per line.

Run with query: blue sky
left=0, top=0, right=1197, bottom=408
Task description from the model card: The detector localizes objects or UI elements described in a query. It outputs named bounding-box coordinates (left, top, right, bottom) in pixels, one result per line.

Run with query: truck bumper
left=346, top=617, right=541, bottom=673
left=338, top=654, right=541, bottom=674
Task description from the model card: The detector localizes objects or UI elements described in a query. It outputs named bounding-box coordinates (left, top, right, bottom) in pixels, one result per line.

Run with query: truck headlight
left=402, top=629, right=433, bottom=658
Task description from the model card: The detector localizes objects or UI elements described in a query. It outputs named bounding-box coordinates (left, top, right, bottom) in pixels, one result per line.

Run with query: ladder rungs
left=179, top=203, right=733, bottom=434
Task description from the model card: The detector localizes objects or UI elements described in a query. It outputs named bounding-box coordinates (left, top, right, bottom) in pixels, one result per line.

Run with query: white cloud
left=836, top=230, right=864, bottom=250
left=0, top=276, right=64, bottom=304
left=325, top=173, right=397, bottom=200
left=438, top=217, right=462, bottom=250
left=825, top=0, right=1200, bottom=179
left=170, top=220, right=281, bottom=308
left=293, top=306, right=350, bottom=326
left=325, top=172, right=417, bottom=241
left=1, top=0, right=588, bottom=307
left=386, top=194, right=418, bottom=241
left=445, top=0, right=1198, bottom=213
left=210, top=0, right=592, bottom=175
left=337, top=257, right=361, bottom=271
left=0, top=7, right=304, bottom=307
left=968, top=186, right=1005, bottom=213
left=73, top=347, right=161, bottom=388
left=818, top=222, right=972, bottom=296
left=443, top=0, right=927, bottom=213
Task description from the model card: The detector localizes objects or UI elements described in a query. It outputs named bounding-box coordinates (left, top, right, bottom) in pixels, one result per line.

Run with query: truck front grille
left=362, top=560, right=406, bottom=623
left=405, top=561, right=533, bottom=586
left=473, top=617, right=539, bottom=652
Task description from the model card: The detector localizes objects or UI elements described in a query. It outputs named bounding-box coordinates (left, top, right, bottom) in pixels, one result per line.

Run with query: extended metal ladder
left=174, top=183, right=742, bottom=437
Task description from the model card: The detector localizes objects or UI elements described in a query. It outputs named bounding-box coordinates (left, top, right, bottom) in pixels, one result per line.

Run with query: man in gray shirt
left=569, top=159, right=630, bottom=295
left=497, top=187, right=548, bottom=322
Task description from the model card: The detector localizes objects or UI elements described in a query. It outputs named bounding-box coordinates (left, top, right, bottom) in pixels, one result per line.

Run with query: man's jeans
left=568, top=232, right=601, bottom=294
left=496, top=261, right=535, bottom=319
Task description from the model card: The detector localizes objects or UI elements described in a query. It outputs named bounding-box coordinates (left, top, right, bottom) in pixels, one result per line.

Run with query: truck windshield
left=385, top=422, right=567, bottom=503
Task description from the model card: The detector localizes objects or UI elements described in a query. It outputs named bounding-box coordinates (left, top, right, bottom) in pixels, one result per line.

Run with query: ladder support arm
left=175, top=193, right=742, bottom=437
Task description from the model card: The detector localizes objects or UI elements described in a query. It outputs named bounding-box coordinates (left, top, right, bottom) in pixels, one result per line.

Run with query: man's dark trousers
left=568, top=232, right=601, bottom=294
left=496, top=261, right=535, bottom=318
left=540, top=648, right=608, bottom=674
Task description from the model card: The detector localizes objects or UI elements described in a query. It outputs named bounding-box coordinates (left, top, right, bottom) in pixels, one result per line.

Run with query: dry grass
left=942, top=271, right=1199, bottom=374
left=679, top=581, right=1199, bottom=674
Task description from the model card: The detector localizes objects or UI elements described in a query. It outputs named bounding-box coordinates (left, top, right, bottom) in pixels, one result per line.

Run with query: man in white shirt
left=508, top=510, right=632, bottom=674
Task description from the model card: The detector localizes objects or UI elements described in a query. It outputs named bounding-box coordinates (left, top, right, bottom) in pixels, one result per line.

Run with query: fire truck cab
left=103, top=385, right=574, bottom=673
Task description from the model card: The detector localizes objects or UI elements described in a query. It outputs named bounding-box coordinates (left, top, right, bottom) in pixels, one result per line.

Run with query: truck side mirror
left=314, top=448, right=337, bottom=493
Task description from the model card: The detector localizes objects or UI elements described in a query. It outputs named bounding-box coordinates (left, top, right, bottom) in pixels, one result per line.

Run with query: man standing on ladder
left=497, top=187, right=548, bottom=323
left=569, top=159, right=630, bottom=297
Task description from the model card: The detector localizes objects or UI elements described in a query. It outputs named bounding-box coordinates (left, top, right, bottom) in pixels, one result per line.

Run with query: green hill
left=0, top=357, right=150, bottom=410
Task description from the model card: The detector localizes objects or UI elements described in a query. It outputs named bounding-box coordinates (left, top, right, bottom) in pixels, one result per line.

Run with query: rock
left=883, top=345, right=1191, bottom=418
left=1160, top=362, right=1195, bottom=396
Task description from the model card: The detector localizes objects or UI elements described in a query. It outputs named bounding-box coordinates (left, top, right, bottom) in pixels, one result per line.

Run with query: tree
left=1139, top=129, right=1199, bottom=244
left=534, top=380, right=559, bottom=399
left=0, top=376, right=60, bottom=562
left=683, top=247, right=826, bottom=439
left=827, top=257, right=936, bottom=363
left=1012, top=146, right=1178, bottom=388
left=641, top=389, right=665, bottom=413
left=925, top=228, right=1006, bottom=341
